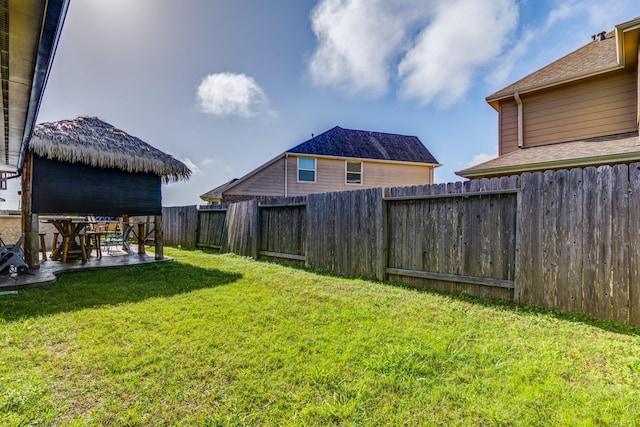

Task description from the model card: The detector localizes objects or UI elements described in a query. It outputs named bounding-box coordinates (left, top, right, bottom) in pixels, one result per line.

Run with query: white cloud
left=308, top=0, right=433, bottom=97
left=199, top=158, right=231, bottom=175
left=172, top=156, right=200, bottom=175
left=308, top=0, right=517, bottom=105
left=484, top=28, right=533, bottom=89
left=197, top=72, right=274, bottom=118
left=465, top=150, right=498, bottom=168
left=398, top=0, right=518, bottom=106
left=487, top=0, right=640, bottom=90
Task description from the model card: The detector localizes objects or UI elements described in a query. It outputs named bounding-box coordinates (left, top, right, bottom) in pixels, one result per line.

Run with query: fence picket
left=629, top=163, right=640, bottom=325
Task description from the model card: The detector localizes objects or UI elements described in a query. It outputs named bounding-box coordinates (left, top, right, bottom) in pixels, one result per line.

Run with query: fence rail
left=163, top=163, right=640, bottom=327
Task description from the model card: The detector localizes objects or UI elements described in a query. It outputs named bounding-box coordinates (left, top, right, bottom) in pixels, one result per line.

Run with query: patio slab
left=0, top=249, right=170, bottom=291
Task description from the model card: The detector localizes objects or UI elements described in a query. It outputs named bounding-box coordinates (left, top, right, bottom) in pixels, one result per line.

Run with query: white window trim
left=345, top=161, right=363, bottom=185
left=297, top=157, right=317, bottom=183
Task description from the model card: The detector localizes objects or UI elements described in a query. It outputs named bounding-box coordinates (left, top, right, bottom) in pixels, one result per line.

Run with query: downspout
left=514, top=91, right=523, bottom=148
left=284, top=153, right=288, bottom=197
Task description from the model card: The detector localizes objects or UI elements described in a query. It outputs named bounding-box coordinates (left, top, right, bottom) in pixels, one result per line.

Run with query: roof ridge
left=487, top=27, right=619, bottom=102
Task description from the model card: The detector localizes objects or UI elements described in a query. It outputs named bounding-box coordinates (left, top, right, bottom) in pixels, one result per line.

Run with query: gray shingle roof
left=286, top=126, right=439, bottom=164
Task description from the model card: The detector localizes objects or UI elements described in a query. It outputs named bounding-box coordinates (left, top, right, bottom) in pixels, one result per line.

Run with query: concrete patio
left=0, top=247, right=169, bottom=292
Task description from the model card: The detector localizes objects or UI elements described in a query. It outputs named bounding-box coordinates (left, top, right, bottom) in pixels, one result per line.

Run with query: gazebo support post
left=154, top=215, right=163, bottom=260
left=21, top=151, right=40, bottom=269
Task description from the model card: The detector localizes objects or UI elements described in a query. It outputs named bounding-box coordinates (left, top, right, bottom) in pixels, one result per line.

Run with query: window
left=297, top=157, right=316, bottom=182
left=345, top=161, right=362, bottom=185
left=0, top=172, right=15, bottom=190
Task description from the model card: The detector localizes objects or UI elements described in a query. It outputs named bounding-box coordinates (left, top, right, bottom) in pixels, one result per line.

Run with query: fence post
left=252, top=199, right=260, bottom=260
left=513, top=189, right=522, bottom=304
left=154, top=214, right=163, bottom=260
left=376, top=189, right=387, bottom=281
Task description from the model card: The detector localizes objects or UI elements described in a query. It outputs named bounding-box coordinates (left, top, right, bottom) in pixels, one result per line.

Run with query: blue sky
left=37, top=0, right=639, bottom=206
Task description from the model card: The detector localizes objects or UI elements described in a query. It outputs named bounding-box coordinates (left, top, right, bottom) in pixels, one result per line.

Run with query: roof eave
left=487, top=17, right=640, bottom=107
left=456, top=151, right=640, bottom=179
left=213, top=151, right=441, bottom=198
left=200, top=194, right=222, bottom=202
left=288, top=152, right=440, bottom=167
left=485, top=63, right=624, bottom=106
left=17, top=0, right=70, bottom=173
left=215, top=153, right=286, bottom=195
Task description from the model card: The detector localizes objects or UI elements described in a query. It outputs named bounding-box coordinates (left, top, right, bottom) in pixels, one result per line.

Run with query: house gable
left=201, top=126, right=440, bottom=203
left=224, top=157, right=286, bottom=198
left=458, top=16, right=640, bottom=179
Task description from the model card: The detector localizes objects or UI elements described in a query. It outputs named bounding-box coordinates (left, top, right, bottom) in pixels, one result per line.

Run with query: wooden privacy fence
left=163, top=162, right=640, bottom=327
left=519, top=164, right=640, bottom=325
left=384, top=177, right=519, bottom=302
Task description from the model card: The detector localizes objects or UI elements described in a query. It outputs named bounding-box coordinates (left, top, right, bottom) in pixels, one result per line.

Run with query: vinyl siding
left=499, top=99, right=519, bottom=155
left=225, top=158, right=285, bottom=197
left=522, top=68, right=637, bottom=147
left=286, top=156, right=434, bottom=196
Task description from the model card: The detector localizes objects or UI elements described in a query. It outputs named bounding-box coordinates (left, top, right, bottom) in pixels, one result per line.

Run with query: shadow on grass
left=0, top=261, right=242, bottom=322
left=389, top=281, right=640, bottom=337
left=257, top=257, right=640, bottom=337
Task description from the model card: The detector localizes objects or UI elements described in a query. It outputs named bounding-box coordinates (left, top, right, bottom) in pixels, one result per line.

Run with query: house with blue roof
left=200, top=126, right=440, bottom=204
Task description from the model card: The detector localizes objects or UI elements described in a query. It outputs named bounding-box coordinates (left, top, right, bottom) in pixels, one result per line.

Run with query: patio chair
left=85, top=220, right=103, bottom=258
left=104, top=224, right=134, bottom=253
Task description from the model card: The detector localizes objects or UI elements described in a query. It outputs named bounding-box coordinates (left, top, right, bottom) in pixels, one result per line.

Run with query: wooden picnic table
left=40, top=216, right=91, bottom=263
left=132, top=222, right=156, bottom=255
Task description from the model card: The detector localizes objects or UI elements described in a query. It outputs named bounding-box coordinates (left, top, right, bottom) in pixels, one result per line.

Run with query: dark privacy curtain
left=31, top=155, right=162, bottom=216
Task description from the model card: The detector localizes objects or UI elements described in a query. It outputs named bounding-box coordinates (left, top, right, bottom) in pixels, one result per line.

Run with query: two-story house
left=457, top=16, right=640, bottom=179
left=200, top=126, right=440, bottom=204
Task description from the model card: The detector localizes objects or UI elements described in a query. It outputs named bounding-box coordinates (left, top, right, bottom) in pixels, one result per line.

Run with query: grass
left=1, top=248, right=640, bottom=426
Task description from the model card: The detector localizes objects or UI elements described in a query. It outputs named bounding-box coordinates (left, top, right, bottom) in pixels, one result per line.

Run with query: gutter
left=18, top=0, right=71, bottom=174
left=514, top=91, right=523, bottom=148
left=456, top=151, right=640, bottom=179
left=485, top=63, right=624, bottom=110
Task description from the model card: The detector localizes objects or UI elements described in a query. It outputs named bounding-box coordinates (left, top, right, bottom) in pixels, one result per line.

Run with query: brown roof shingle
left=487, top=30, right=618, bottom=101
left=456, top=132, right=640, bottom=178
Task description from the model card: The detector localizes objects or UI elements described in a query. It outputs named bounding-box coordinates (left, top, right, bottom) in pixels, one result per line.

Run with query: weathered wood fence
left=163, top=163, right=640, bottom=327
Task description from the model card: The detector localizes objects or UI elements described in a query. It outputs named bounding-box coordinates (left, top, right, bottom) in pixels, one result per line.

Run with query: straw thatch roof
left=30, top=116, right=191, bottom=183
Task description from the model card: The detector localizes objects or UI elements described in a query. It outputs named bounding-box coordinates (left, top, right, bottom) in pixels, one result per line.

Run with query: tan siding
left=523, top=69, right=637, bottom=147
left=286, top=156, right=434, bottom=196
left=225, top=158, right=285, bottom=197
left=499, top=99, right=518, bottom=155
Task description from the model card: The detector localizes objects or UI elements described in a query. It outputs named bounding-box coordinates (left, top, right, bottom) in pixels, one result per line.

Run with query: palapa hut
left=22, top=116, right=191, bottom=266
left=28, top=116, right=190, bottom=215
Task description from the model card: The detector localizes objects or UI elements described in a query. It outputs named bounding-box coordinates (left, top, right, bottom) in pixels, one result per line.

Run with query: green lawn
left=1, top=248, right=640, bottom=426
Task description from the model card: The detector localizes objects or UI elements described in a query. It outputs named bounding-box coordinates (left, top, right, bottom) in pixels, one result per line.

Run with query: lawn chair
left=0, top=234, right=29, bottom=275
left=104, top=224, right=134, bottom=253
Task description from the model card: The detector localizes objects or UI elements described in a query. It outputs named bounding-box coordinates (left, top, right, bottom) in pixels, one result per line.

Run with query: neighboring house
left=200, top=126, right=440, bottom=204
left=457, top=16, right=640, bottom=179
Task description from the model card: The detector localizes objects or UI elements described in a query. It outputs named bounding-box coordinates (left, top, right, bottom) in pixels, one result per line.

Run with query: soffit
left=0, top=0, right=69, bottom=173
left=0, top=0, right=45, bottom=171
left=456, top=132, right=640, bottom=178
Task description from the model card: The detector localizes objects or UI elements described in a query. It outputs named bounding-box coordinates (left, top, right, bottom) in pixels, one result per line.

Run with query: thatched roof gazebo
left=31, top=116, right=191, bottom=183
left=22, top=116, right=191, bottom=266
left=28, top=116, right=190, bottom=216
